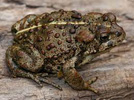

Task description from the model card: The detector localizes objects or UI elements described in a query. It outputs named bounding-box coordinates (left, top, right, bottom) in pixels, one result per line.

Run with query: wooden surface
left=0, top=0, right=134, bottom=100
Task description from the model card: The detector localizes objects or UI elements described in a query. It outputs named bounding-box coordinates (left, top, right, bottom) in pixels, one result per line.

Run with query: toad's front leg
left=62, top=57, right=98, bottom=94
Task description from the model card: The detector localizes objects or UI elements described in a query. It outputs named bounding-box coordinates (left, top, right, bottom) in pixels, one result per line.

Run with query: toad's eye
left=100, top=34, right=109, bottom=42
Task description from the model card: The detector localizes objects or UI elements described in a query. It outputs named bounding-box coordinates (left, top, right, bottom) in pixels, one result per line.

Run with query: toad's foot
left=62, top=57, right=99, bottom=94
left=87, top=77, right=98, bottom=85
left=32, top=74, right=62, bottom=90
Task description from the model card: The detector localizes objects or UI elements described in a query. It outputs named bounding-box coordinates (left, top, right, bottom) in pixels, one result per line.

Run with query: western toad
left=6, top=10, right=126, bottom=93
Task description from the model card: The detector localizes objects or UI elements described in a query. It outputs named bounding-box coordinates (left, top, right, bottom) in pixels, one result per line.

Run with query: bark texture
left=0, top=0, right=134, bottom=100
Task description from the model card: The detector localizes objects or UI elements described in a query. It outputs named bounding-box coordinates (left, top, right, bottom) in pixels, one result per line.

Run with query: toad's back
left=12, top=10, right=102, bottom=64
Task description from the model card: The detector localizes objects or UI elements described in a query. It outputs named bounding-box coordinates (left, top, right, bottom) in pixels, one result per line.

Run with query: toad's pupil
left=100, top=34, right=109, bottom=41
left=116, top=31, right=122, bottom=37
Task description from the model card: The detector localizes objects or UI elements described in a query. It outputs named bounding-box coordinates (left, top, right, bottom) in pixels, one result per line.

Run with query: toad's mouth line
left=16, top=21, right=92, bottom=34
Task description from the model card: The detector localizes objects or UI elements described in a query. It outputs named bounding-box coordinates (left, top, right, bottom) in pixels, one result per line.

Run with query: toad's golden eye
left=100, top=33, right=109, bottom=42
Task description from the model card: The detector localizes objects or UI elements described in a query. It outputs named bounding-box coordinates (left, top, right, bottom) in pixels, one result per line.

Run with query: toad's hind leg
left=6, top=45, right=62, bottom=90
left=62, top=57, right=98, bottom=94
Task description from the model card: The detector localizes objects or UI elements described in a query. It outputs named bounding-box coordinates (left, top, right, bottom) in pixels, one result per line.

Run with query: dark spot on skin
left=37, top=36, right=43, bottom=42
left=51, top=51, right=54, bottom=53
left=41, top=50, right=45, bottom=55
left=62, top=32, right=66, bottom=36
left=59, top=25, right=65, bottom=29
left=116, top=31, right=122, bottom=37
left=69, top=28, right=76, bottom=34
left=73, top=47, right=77, bottom=51
left=48, top=17, right=54, bottom=22
left=42, top=25, right=48, bottom=29
left=55, top=33, right=60, bottom=38
left=67, top=45, right=71, bottom=48
left=83, top=19, right=87, bottom=22
left=57, top=40, right=62, bottom=45
left=107, top=41, right=113, bottom=47
left=49, top=43, right=55, bottom=48
left=60, top=48, right=64, bottom=52
left=71, top=14, right=82, bottom=19
left=74, top=25, right=79, bottom=29
left=47, top=56, right=51, bottom=59
left=47, top=30, right=53, bottom=34
left=35, top=22, right=38, bottom=26
left=53, top=55, right=58, bottom=59
left=64, top=50, right=70, bottom=54
left=46, top=45, right=51, bottom=50
left=18, top=35, right=23, bottom=40
left=29, top=29, right=34, bottom=33
left=57, top=53, right=62, bottom=57
left=24, top=34, right=28, bottom=38
left=71, top=11, right=82, bottom=19
left=66, top=37, right=72, bottom=43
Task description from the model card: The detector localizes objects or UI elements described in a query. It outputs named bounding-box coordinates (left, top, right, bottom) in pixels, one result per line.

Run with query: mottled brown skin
left=6, top=10, right=126, bottom=93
